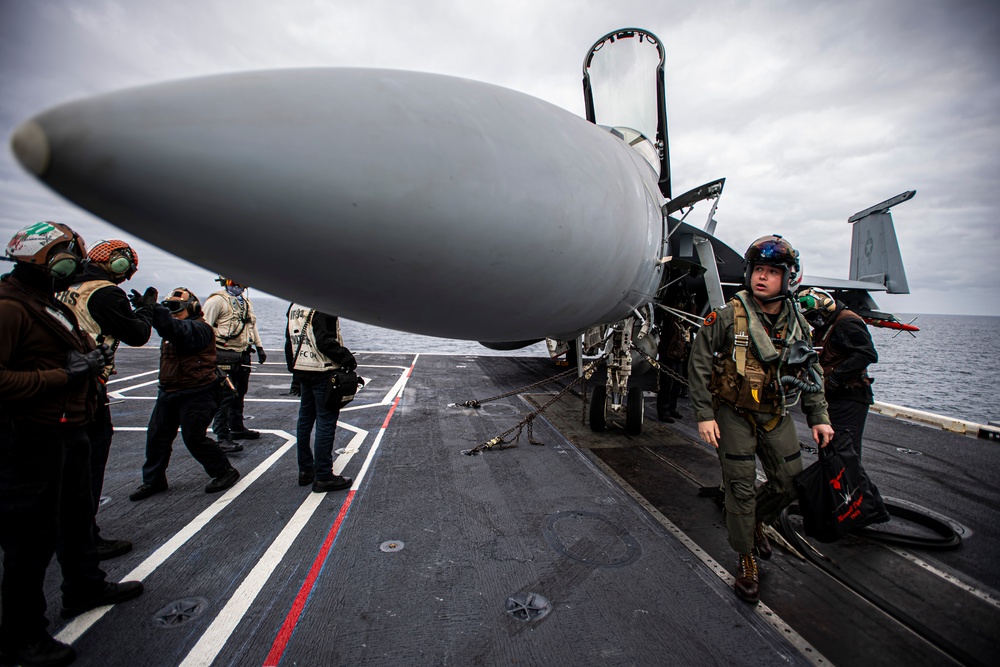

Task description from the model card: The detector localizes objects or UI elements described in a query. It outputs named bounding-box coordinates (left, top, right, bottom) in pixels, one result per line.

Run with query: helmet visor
left=751, top=238, right=793, bottom=264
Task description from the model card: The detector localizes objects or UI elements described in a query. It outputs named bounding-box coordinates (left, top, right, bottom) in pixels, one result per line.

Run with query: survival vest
left=158, top=319, right=218, bottom=392
left=708, top=292, right=811, bottom=416
left=287, top=305, right=342, bottom=373
left=206, top=290, right=258, bottom=352
left=58, top=279, right=119, bottom=381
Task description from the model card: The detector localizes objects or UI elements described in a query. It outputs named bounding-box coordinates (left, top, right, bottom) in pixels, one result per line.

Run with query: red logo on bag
left=828, top=468, right=845, bottom=491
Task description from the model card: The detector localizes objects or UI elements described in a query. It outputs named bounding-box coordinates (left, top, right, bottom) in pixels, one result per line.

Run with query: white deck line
left=178, top=354, right=416, bottom=667
left=57, top=357, right=413, bottom=651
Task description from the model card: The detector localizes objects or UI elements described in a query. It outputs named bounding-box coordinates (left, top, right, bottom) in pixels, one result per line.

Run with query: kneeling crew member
left=57, top=238, right=155, bottom=560
left=1, top=222, right=143, bottom=667
left=130, top=288, right=240, bottom=501
left=688, top=235, right=833, bottom=604
left=798, top=287, right=878, bottom=459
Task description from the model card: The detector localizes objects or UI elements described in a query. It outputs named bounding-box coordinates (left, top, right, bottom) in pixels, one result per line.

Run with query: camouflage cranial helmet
left=797, top=287, right=837, bottom=328
left=88, top=239, right=139, bottom=280
left=744, top=234, right=801, bottom=293
left=161, top=287, right=201, bottom=319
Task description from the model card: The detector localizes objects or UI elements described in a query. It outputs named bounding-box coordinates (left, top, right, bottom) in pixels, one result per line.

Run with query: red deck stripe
left=263, top=491, right=354, bottom=666
left=262, top=359, right=415, bottom=666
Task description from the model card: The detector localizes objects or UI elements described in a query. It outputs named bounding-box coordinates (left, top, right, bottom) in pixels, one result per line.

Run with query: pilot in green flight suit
left=687, top=235, right=834, bottom=603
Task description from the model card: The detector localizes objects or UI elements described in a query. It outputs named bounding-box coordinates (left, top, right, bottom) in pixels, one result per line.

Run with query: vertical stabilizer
left=848, top=190, right=914, bottom=294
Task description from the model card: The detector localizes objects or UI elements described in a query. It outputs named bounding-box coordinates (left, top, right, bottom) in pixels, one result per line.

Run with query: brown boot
left=735, top=553, right=760, bottom=603
left=754, top=521, right=772, bottom=560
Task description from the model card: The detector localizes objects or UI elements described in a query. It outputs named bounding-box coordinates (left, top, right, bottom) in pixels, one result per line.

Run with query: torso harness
left=710, top=293, right=816, bottom=432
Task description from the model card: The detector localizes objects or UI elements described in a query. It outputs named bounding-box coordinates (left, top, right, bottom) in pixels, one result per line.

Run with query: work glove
left=288, top=376, right=301, bottom=397
left=332, top=348, right=357, bottom=372
left=65, top=344, right=112, bottom=384
left=129, top=286, right=158, bottom=309
left=256, top=346, right=267, bottom=364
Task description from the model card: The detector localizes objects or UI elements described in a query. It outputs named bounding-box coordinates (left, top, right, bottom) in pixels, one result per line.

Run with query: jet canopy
left=583, top=28, right=670, bottom=198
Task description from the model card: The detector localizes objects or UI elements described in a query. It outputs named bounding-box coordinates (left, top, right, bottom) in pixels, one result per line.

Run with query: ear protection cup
left=47, top=251, right=82, bottom=279
left=108, top=253, right=136, bottom=277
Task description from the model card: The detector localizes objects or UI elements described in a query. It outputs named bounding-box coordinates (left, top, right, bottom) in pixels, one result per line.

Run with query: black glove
left=129, top=286, right=158, bottom=309
left=66, top=347, right=109, bottom=384
left=288, top=377, right=301, bottom=397
left=256, top=346, right=267, bottom=364
left=825, top=374, right=841, bottom=390
left=332, top=349, right=357, bottom=372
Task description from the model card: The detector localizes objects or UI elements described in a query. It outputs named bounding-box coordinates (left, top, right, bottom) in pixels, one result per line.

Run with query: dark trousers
left=295, top=372, right=342, bottom=481
left=85, top=383, right=114, bottom=540
left=656, top=358, right=684, bottom=416
left=213, top=350, right=252, bottom=438
left=0, top=421, right=106, bottom=644
left=143, top=385, right=231, bottom=484
left=828, top=399, right=871, bottom=460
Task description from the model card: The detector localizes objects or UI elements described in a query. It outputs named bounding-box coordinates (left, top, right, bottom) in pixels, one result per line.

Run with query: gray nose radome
left=10, top=119, right=50, bottom=176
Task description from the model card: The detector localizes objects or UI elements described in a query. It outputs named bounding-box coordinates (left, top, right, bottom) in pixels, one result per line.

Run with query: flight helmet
left=89, top=239, right=139, bottom=282
left=4, top=221, right=88, bottom=281
left=797, top=287, right=837, bottom=328
left=744, top=234, right=801, bottom=299
left=161, top=287, right=201, bottom=319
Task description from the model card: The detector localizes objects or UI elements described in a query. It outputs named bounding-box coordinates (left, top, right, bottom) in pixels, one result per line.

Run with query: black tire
left=626, top=386, right=644, bottom=436
left=590, top=385, right=607, bottom=432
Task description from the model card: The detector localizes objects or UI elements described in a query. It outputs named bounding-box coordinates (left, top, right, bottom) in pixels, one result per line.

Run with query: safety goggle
left=162, top=290, right=191, bottom=313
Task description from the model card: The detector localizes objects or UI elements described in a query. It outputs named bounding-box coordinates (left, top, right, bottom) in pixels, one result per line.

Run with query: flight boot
left=312, top=475, right=352, bottom=493
left=129, top=479, right=168, bottom=502
left=206, top=467, right=240, bottom=493
left=217, top=438, right=243, bottom=453
left=61, top=580, right=144, bottom=618
left=230, top=428, right=260, bottom=440
left=734, top=553, right=760, bottom=603
left=754, top=521, right=772, bottom=560
left=96, top=536, right=133, bottom=560
left=0, top=633, right=75, bottom=667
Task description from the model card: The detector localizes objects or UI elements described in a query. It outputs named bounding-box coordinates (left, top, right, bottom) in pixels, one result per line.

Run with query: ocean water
left=250, top=298, right=998, bottom=426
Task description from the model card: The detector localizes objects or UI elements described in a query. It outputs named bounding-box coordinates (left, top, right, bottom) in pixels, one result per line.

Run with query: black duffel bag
left=794, top=431, right=889, bottom=542
left=323, top=367, right=365, bottom=410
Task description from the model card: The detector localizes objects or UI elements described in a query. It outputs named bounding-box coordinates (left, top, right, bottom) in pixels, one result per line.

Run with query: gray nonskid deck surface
left=6, top=348, right=811, bottom=666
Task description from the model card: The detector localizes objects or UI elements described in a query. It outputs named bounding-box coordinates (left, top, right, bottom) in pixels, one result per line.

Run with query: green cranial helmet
left=797, top=287, right=837, bottom=327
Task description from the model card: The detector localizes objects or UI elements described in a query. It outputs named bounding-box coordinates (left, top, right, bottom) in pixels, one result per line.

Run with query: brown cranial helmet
left=161, top=287, right=201, bottom=319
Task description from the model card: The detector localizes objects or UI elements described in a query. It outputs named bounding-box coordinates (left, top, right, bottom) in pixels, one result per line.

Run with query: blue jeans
left=295, top=372, right=341, bottom=481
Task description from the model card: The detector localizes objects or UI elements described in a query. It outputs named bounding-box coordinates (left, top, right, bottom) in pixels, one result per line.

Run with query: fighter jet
left=8, top=28, right=914, bottom=435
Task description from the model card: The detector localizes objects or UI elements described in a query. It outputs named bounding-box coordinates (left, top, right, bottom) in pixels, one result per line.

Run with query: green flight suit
left=687, top=291, right=830, bottom=554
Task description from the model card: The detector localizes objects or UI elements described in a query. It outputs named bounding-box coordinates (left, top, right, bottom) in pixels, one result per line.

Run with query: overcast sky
left=1, top=0, right=998, bottom=318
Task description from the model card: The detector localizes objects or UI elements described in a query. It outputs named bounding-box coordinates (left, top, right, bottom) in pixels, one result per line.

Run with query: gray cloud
left=2, top=0, right=998, bottom=315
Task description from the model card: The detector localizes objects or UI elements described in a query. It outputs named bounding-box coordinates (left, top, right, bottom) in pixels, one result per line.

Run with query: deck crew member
left=203, top=276, right=266, bottom=452
left=56, top=239, right=156, bottom=560
left=284, top=303, right=355, bottom=493
left=655, top=292, right=692, bottom=423
left=129, top=288, right=240, bottom=501
left=797, top=287, right=878, bottom=459
left=1, top=222, right=143, bottom=667
left=688, top=235, right=834, bottom=604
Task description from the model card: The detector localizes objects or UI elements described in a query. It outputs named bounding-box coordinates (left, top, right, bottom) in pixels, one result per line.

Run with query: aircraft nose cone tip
left=10, top=119, right=50, bottom=176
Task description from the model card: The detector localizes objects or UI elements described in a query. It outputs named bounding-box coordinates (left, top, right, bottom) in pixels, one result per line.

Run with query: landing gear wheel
left=626, top=386, right=644, bottom=436
left=589, top=385, right=607, bottom=432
